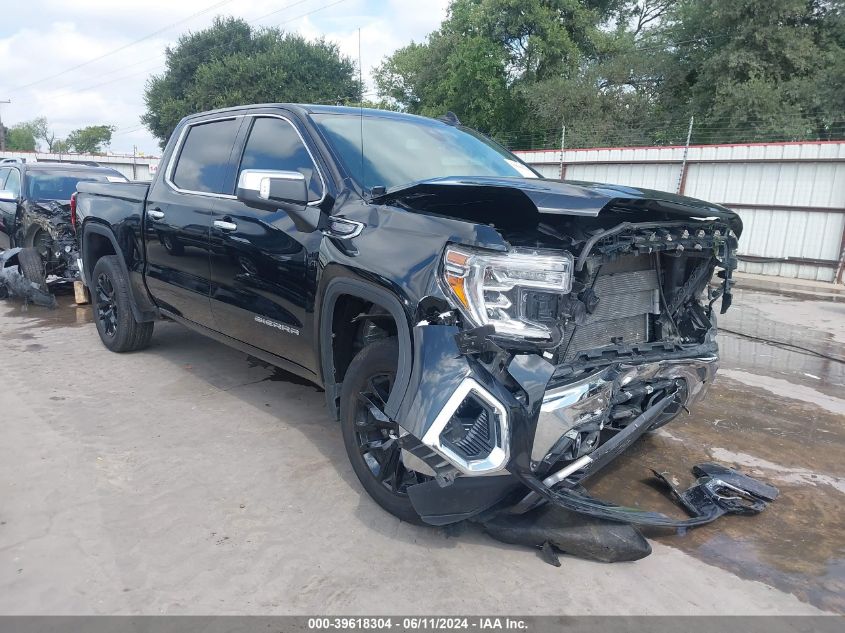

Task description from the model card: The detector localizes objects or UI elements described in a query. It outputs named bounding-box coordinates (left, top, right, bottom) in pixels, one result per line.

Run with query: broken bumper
left=532, top=356, right=717, bottom=470
left=395, top=324, right=723, bottom=525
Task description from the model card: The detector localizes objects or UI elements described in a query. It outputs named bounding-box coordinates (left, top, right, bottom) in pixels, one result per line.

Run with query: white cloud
left=0, top=0, right=448, bottom=155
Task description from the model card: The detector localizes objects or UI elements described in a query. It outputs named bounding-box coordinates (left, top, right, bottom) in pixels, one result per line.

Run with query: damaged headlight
left=443, top=245, right=573, bottom=339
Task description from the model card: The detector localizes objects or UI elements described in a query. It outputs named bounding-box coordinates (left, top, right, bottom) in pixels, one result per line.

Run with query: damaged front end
left=19, top=199, right=81, bottom=281
left=369, top=179, right=777, bottom=539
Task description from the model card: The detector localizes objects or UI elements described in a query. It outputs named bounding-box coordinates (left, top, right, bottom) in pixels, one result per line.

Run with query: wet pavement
left=591, top=288, right=845, bottom=613
left=1, top=286, right=843, bottom=614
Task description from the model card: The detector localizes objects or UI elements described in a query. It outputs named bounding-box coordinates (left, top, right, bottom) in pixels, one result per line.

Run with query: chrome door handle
left=213, top=220, right=238, bottom=232
left=147, top=209, right=165, bottom=221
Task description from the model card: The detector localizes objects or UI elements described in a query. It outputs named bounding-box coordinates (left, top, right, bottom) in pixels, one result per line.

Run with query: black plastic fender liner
left=481, top=503, right=652, bottom=563
left=407, top=475, right=524, bottom=526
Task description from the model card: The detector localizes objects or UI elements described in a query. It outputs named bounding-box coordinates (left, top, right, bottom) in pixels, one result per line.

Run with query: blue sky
left=0, top=0, right=449, bottom=154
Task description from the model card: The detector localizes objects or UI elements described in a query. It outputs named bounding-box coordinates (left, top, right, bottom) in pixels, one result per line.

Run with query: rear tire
left=340, top=337, right=425, bottom=525
left=91, top=255, right=154, bottom=352
left=17, top=248, right=46, bottom=288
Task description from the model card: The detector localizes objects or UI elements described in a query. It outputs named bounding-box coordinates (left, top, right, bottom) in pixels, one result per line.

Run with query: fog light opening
left=422, top=378, right=510, bottom=475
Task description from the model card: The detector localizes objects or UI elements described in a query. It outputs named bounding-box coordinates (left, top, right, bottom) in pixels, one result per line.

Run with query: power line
left=7, top=0, right=235, bottom=93
left=13, top=0, right=355, bottom=108
left=7, top=1, right=307, bottom=98
left=28, top=52, right=167, bottom=96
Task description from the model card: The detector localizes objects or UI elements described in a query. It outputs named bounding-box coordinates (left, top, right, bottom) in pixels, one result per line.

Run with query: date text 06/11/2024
left=307, top=618, right=529, bottom=630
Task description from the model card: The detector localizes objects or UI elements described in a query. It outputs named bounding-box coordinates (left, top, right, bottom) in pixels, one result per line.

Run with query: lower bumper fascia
left=397, top=323, right=775, bottom=529
left=407, top=475, right=524, bottom=526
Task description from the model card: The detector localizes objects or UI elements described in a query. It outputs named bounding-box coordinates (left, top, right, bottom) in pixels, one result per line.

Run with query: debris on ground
left=0, top=248, right=57, bottom=308
left=479, top=463, right=778, bottom=565
left=480, top=502, right=652, bottom=564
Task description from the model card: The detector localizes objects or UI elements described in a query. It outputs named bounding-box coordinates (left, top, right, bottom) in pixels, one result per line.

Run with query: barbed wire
left=488, top=118, right=845, bottom=150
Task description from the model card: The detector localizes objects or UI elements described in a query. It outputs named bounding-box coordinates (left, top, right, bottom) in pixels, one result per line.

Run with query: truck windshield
left=312, top=113, right=538, bottom=192
left=27, top=170, right=126, bottom=201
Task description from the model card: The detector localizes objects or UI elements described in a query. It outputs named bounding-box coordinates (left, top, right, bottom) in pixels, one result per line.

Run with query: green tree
left=142, top=17, right=361, bottom=145
left=6, top=121, right=38, bottom=151
left=66, top=125, right=116, bottom=154
left=376, top=0, right=844, bottom=148
left=375, top=0, right=623, bottom=137
left=656, top=0, right=844, bottom=143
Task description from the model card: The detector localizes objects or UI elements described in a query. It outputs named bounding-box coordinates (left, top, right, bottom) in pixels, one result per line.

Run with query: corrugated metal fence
left=515, top=141, right=845, bottom=284
left=1, top=150, right=160, bottom=181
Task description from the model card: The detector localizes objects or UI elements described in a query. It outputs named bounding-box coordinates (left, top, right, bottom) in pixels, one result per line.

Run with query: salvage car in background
left=0, top=159, right=127, bottom=281
left=73, top=105, right=775, bottom=538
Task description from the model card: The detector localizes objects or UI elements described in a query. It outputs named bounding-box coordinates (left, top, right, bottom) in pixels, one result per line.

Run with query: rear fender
left=82, top=222, right=157, bottom=322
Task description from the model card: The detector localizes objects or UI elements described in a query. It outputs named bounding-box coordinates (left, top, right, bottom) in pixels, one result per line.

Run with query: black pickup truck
left=76, top=104, right=742, bottom=528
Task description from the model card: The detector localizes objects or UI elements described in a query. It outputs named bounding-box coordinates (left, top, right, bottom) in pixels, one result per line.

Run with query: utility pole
left=676, top=115, right=694, bottom=194
left=0, top=99, right=10, bottom=152
left=558, top=123, right=566, bottom=180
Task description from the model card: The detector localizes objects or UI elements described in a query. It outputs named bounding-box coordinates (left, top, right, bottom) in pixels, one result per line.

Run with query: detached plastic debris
left=518, top=461, right=779, bottom=530
left=652, top=462, right=779, bottom=523
left=480, top=463, right=777, bottom=565
left=480, top=503, right=652, bottom=564
left=0, top=248, right=57, bottom=308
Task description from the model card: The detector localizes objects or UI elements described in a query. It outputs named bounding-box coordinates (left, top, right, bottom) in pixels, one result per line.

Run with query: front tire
left=340, top=337, right=426, bottom=524
left=91, top=255, right=154, bottom=352
left=17, top=247, right=46, bottom=289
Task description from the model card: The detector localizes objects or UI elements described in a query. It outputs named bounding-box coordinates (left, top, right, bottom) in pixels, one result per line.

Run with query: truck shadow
left=144, top=320, right=486, bottom=552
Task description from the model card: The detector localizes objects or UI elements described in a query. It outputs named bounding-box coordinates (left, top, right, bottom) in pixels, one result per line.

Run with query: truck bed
left=75, top=180, right=150, bottom=232
left=76, top=180, right=150, bottom=204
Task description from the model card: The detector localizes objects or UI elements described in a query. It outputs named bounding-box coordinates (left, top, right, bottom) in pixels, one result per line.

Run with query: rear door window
left=239, top=117, right=323, bottom=202
left=171, top=118, right=241, bottom=194
left=0, top=168, right=9, bottom=190
left=4, top=169, right=21, bottom=197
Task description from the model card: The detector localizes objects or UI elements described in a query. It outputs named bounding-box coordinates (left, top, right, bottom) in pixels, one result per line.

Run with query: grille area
left=441, top=397, right=497, bottom=460
left=563, top=256, right=660, bottom=361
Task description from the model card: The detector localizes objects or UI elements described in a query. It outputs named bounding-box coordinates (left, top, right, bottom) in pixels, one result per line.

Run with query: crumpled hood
left=374, top=176, right=742, bottom=234
left=23, top=200, right=73, bottom=229
left=27, top=199, right=72, bottom=216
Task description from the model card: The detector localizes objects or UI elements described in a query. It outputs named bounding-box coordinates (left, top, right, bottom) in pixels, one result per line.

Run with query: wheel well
left=83, top=232, right=117, bottom=283
left=330, top=294, right=399, bottom=385
left=321, top=280, right=413, bottom=421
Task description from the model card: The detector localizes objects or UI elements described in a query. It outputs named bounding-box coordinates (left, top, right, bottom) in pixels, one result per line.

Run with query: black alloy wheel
left=340, top=337, right=427, bottom=523
left=89, top=255, right=154, bottom=352
left=95, top=271, right=118, bottom=337
left=353, top=371, right=422, bottom=496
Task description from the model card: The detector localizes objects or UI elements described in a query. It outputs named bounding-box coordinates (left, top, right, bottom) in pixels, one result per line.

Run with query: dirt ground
left=1, top=286, right=843, bottom=615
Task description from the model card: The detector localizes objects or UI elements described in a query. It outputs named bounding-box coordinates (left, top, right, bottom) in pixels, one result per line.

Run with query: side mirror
left=236, top=169, right=320, bottom=233
left=0, top=190, right=17, bottom=202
